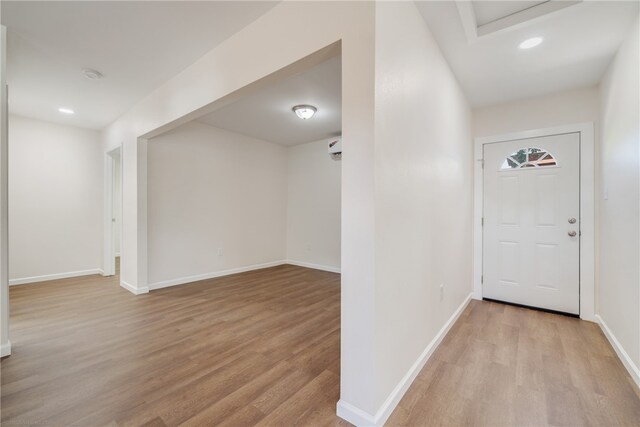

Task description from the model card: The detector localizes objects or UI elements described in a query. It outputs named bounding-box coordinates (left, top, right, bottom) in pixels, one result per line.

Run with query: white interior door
left=482, top=132, right=580, bottom=314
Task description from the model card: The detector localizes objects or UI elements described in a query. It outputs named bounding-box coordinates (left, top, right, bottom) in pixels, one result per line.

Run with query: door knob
left=568, top=218, right=576, bottom=224
left=568, top=231, right=577, bottom=237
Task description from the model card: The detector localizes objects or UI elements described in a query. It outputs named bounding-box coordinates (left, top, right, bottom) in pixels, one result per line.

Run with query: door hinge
left=481, top=217, right=484, bottom=226
left=481, top=275, right=483, bottom=284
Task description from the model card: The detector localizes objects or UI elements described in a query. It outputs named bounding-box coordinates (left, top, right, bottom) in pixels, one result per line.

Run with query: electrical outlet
left=217, top=248, right=223, bottom=257
left=439, top=283, right=444, bottom=301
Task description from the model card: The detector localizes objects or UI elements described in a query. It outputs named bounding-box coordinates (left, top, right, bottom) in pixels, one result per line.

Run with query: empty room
left=1, top=1, right=639, bottom=426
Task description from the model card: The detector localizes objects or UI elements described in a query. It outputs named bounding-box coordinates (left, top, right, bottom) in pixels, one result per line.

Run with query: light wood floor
left=388, top=300, right=640, bottom=426
left=2, top=264, right=639, bottom=426
left=1, top=264, right=345, bottom=426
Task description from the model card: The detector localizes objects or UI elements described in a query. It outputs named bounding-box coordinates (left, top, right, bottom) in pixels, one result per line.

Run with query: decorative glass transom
left=501, top=147, right=557, bottom=170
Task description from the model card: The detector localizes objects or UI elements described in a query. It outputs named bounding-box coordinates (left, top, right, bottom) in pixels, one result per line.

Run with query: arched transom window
left=500, top=147, right=557, bottom=170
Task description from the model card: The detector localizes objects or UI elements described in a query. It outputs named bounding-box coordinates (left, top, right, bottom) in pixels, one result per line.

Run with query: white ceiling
left=416, top=1, right=639, bottom=107
left=1, top=1, right=278, bottom=129
left=196, top=56, right=341, bottom=146
left=3, top=1, right=636, bottom=128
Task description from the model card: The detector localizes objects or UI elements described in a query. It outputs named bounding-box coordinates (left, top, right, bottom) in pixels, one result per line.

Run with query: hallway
left=389, top=300, right=640, bottom=426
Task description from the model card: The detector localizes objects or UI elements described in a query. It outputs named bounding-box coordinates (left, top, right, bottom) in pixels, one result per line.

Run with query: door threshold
left=482, top=298, right=579, bottom=318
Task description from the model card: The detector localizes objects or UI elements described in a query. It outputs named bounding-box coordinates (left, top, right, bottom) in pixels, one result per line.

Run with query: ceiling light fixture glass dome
left=292, top=105, right=317, bottom=120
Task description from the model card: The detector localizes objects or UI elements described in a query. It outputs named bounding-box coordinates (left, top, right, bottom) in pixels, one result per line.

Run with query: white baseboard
left=120, top=280, right=149, bottom=295
left=286, top=259, right=341, bottom=273
left=9, top=268, right=104, bottom=286
left=127, top=259, right=337, bottom=295
left=0, top=340, right=11, bottom=358
left=147, top=260, right=287, bottom=291
left=596, top=314, right=640, bottom=388
left=337, top=292, right=473, bottom=427
left=337, top=400, right=377, bottom=426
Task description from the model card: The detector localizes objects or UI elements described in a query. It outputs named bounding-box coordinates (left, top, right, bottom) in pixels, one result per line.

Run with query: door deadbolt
left=568, top=218, right=577, bottom=224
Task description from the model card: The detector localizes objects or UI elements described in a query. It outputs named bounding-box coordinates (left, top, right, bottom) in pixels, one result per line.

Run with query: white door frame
left=0, top=25, right=10, bottom=357
left=103, top=145, right=122, bottom=277
left=473, top=122, right=595, bottom=321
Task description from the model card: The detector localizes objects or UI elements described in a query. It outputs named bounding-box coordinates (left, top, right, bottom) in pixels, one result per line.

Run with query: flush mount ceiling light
left=58, top=107, right=75, bottom=115
left=84, top=68, right=103, bottom=80
left=292, top=105, right=317, bottom=120
left=519, top=36, right=543, bottom=49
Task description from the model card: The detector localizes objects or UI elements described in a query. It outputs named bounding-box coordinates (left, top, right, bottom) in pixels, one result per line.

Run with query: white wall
left=148, top=127, right=341, bottom=286
left=113, top=151, right=121, bottom=256
left=372, top=1, right=473, bottom=417
left=598, top=17, right=640, bottom=373
left=473, top=86, right=599, bottom=138
left=286, top=139, right=341, bottom=271
left=9, top=115, right=103, bottom=283
left=147, top=121, right=287, bottom=287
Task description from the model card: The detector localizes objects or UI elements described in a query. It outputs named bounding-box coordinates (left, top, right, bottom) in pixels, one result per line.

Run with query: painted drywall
left=286, top=139, right=341, bottom=271
left=148, top=127, right=341, bottom=286
left=113, top=151, right=121, bottom=256
left=147, top=121, right=286, bottom=286
left=598, top=17, right=640, bottom=370
left=9, top=114, right=103, bottom=283
left=102, top=1, right=377, bottom=415
left=373, top=0, right=473, bottom=416
left=473, top=86, right=599, bottom=138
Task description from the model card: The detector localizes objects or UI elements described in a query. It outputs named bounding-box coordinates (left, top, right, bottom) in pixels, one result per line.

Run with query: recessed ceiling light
left=58, top=108, right=75, bottom=115
left=519, top=37, right=543, bottom=49
left=292, top=105, right=317, bottom=120
left=84, top=69, right=103, bottom=80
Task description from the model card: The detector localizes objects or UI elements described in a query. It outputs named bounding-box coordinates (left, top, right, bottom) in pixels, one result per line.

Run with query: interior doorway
left=103, top=146, right=122, bottom=277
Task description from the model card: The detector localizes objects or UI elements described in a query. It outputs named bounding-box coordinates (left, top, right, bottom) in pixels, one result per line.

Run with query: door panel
left=499, top=176, right=519, bottom=224
left=483, top=133, right=580, bottom=314
left=535, top=174, right=557, bottom=226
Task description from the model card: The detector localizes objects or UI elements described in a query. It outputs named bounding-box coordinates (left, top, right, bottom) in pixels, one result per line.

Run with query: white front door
left=482, top=132, right=580, bottom=314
